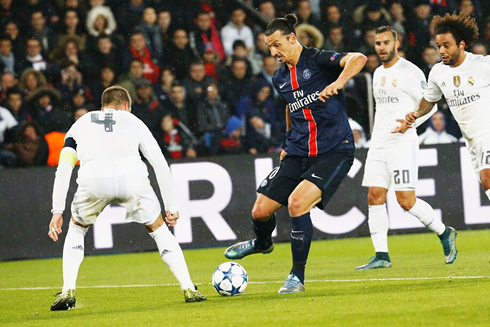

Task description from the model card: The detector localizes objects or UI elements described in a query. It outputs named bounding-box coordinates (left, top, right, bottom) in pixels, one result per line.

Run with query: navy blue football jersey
left=273, top=47, right=354, bottom=157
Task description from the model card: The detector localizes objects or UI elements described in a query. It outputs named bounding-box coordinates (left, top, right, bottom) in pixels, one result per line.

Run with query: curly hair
left=431, top=12, right=479, bottom=48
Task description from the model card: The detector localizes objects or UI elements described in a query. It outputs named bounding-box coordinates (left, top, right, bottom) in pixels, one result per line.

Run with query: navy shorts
left=257, top=149, right=354, bottom=210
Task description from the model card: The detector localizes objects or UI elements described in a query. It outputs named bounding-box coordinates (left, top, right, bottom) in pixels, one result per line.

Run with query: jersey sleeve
left=404, top=67, right=426, bottom=104
left=424, top=67, right=442, bottom=103
left=315, top=50, right=346, bottom=71
left=136, top=119, right=179, bottom=213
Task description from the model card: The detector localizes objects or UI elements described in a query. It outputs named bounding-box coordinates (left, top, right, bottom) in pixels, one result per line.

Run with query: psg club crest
left=303, top=69, right=311, bottom=79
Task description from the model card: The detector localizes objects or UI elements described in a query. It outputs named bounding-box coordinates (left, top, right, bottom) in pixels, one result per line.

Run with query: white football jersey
left=66, top=109, right=178, bottom=213
left=424, top=52, right=490, bottom=148
left=370, top=57, right=426, bottom=148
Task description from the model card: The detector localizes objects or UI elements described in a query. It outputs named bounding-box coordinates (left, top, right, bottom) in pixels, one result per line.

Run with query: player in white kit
left=47, top=86, right=206, bottom=310
left=357, top=26, right=458, bottom=270
left=401, top=13, right=490, bottom=203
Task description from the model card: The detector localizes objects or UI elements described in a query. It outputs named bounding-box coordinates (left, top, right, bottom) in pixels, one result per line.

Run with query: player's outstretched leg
left=439, top=226, right=458, bottom=264
left=224, top=214, right=276, bottom=260
left=51, top=220, right=88, bottom=310
left=149, top=224, right=207, bottom=302
left=357, top=204, right=392, bottom=270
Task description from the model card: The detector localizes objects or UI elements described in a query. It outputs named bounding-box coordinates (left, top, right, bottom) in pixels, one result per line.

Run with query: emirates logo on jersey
left=467, top=76, right=475, bottom=87
left=453, top=76, right=461, bottom=87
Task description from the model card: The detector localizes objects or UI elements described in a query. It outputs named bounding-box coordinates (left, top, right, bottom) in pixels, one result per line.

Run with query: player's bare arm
left=319, top=53, right=367, bottom=102
left=392, top=99, right=437, bottom=133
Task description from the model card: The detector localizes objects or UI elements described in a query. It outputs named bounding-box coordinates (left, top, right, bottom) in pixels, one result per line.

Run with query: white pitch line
left=1, top=275, right=488, bottom=291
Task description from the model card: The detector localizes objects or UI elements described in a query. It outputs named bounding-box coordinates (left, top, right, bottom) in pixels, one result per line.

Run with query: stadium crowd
left=0, top=0, right=489, bottom=168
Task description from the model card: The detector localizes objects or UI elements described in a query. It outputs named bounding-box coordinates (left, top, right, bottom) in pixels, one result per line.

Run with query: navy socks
left=252, top=214, right=276, bottom=249
left=290, top=213, right=313, bottom=284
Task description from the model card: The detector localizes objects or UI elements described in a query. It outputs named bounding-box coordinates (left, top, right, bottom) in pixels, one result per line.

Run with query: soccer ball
left=212, top=262, right=248, bottom=296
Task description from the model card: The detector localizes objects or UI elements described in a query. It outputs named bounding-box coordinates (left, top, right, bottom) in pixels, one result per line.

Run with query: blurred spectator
left=85, top=4, right=118, bottom=52
left=196, top=81, right=230, bottom=152
left=8, top=121, right=48, bottom=167
left=27, top=10, right=58, bottom=54
left=57, top=62, right=84, bottom=104
left=470, top=43, right=488, bottom=56
left=418, top=111, right=458, bottom=145
left=254, top=31, right=270, bottom=57
left=18, top=0, right=59, bottom=27
left=85, top=34, right=120, bottom=80
left=255, top=55, right=279, bottom=100
left=354, top=1, right=391, bottom=31
left=19, top=68, right=47, bottom=97
left=57, top=9, right=86, bottom=49
left=5, top=88, right=28, bottom=124
left=167, top=82, right=194, bottom=134
left=0, top=0, right=15, bottom=28
left=294, top=0, right=322, bottom=30
left=364, top=53, right=380, bottom=74
left=123, top=31, right=160, bottom=84
left=0, top=34, right=15, bottom=74
left=155, top=113, right=196, bottom=159
left=116, top=0, right=146, bottom=40
left=221, top=58, right=254, bottom=110
left=389, top=2, right=407, bottom=36
left=153, top=67, right=175, bottom=107
left=236, top=81, right=277, bottom=125
left=0, top=71, right=17, bottom=103
left=458, top=0, right=483, bottom=28
left=89, top=66, right=116, bottom=108
left=200, top=44, right=225, bottom=81
left=49, top=36, right=87, bottom=73
left=136, top=7, right=162, bottom=60
left=245, top=108, right=281, bottom=154
left=189, top=10, right=225, bottom=61
left=258, top=1, right=275, bottom=21
left=132, top=78, right=165, bottom=134
left=45, top=127, right=66, bottom=166
left=348, top=118, right=368, bottom=148
left=220, top=8, right=254, bottom=57
left=117, top=58, right=144, bottom=100
left=218, top=116, right=247, bottom=156
left=420, top=45, right=440, bottom=78
left=480, top=20, right=490, bottom=51
left=357, top=27, right=377, bottom=55
left=407, top=0, right=433, bottom=64
left=15, top=37, right=56, bottom=79
left=26, top=86, right=69, bottom=133
left=73, top=107, right=88, bottom=122
left=161, top=28, right=197, bottom=80
left=64, top=86, right=94, bottom=117
left=157, top=10, right=172, bottom=50
left=4, top=21, right=22, bottom=57
left=182, top=60, right=215, bottom=110
left=225, top=40, right=255, bottom=76
left=320, top=4, right=350, bottom=36
left=296, top=23, right=324, bottom=48
left=323, top=26, right=345, bottom=52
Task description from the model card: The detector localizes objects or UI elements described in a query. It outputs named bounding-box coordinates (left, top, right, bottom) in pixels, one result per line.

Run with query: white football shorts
left=71, top=160, right=161, bottom=226
left=467, top=136, right=490, bottom=177
left=362, top=140, right=418, bottom=190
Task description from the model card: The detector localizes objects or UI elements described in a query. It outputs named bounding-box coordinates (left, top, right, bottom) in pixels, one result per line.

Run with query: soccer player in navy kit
left=225, top=14, right=367, bottom=293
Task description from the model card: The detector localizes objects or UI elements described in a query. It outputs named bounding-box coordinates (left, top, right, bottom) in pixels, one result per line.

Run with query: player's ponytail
left=265, top=14, right=298, bottom=37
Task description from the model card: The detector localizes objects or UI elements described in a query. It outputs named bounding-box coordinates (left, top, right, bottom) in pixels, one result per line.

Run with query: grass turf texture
left=1, top=230, right=489, bottom=326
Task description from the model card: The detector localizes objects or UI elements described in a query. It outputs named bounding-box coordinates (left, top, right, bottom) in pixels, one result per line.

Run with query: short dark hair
left=431, top=12, right=479, bottom=48
left=375, top=26, right=398, bottom=41
left=265, top=14, right=298, bottom=37
left=102, top=86, right=131, bottom=109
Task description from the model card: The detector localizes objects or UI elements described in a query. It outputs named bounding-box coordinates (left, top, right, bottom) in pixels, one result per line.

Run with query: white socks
left=408, top=199, right=446, bottom=235
left=149, top=225, right=195, bottom=290
left=368, top=204, right=389, bottom=253
left=62, top=221, right=89, bottom=292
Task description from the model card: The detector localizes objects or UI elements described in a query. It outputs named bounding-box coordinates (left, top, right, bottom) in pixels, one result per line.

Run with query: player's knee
left=397, top=198, right=415, bottom=211
left=287, top=195, right=306, bottom=217
left=251, top=205, right=271, bottom=221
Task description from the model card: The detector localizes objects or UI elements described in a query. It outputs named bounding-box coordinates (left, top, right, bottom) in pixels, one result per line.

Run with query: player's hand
left=391, top=119, right=410, bottom=134
left=165, top=211, right=179, bottom=227
left=318, top=81, right=343, bottom=102
left=48, top=213, right=63, bottom=242
left=405, top=111, right=418, bottom=128
left=280, top=150, right=287, bottom=161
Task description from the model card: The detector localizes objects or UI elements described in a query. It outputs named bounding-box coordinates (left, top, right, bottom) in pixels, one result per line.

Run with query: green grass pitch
left=1, top=230, right=489, bottom=326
